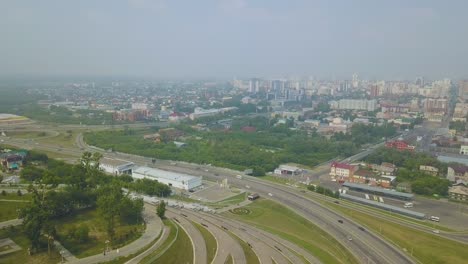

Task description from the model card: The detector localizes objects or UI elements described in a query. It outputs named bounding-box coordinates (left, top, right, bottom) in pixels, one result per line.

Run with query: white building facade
left=132, top=166, right=202, bottom=190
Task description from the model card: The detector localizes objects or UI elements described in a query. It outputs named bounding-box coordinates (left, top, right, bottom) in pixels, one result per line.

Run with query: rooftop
left=133, top=166, right=200, bottom=182
left=101, top=158, right=134, bottom=167
left=449, top=185, right=468, bottom=196
left=331, top=161, right=354, bottom=170
left=343, top=182, right=414, bottom=199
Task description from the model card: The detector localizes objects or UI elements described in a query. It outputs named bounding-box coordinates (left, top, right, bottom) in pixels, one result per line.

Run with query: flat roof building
left=342, top=182, right=414, bottom=200
left=100, top=158, right=134, bottom=175
left=340, top=193, right=425, bottom=219
left=132, top=166, right=202, bottom=191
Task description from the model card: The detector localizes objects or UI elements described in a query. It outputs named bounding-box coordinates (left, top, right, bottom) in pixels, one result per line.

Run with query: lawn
left=329, top=202, right=468, bottom=264
left=224, top=199, right=358, bottom=264
left=0, top=192, right=32, bottom=201
left=193, top=222, right=217, bottom=264
left=152, top=221, right=193, bottom=264
left=141, top=219, right=178, bottom=264
left=228, top=231, right=260, bottom=264
left=54, top=208, right=144, bottom=258
left=0, top=226, right=61, bottom=264
left=0, top=201, right=28, bottom=221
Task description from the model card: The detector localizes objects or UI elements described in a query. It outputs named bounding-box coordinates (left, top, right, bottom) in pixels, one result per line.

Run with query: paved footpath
left=124, top=226, right=169, bottom=264
left=69, top=204, right=163, bottom=264
left=0, top=219, right=22, bottom=229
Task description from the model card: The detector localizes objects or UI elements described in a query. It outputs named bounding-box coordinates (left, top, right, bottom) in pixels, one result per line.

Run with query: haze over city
left=2, top=0, right=468, bottom=79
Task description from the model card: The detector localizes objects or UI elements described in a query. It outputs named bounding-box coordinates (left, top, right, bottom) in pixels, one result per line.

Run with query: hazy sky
left=1, top=0, right=468, bottom=80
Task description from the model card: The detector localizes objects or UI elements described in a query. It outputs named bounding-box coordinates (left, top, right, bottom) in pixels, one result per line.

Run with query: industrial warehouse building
left=132, top=166, right=202, bottom=191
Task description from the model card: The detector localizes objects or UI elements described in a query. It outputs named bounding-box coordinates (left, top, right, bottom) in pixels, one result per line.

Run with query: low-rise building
left=132, top=166, right=202, bottom=191
left=419, top=165, right=439, bottom=176
left=330, top=162, right=355, bottom=182
left=99, top=158, right=134, bottom=175
left=274, top=165, right=303, bottom=176
left=0, top=150, right=27, bottom=170
left=369, top=162, right=397, bottom=175
left=385, top=140, right=415, bottom=151
left=351, top=169, right=392, bottom=188
left=447, top=165, right=468, bottom=183
left=460, top=145, right=468, bottom=155
left=449, top=185, right=468, bottom=201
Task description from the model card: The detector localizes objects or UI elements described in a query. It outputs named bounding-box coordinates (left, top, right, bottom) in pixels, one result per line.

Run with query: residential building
left=449, top=185, right=468, bottom=201
left=369, top=162, right=397, bottom=176
left=385, top=140, right=415, bottom=151
left=447, top=165, right=468, bottom=183
left=330, top=162, right=355, bottom=182
left=419, top=165, right=439, bottom=176
left=333, top=99, right=377, bottom=111
left=459, top=80, right=468, bottom=101
left=460, top=145, right=468, bottom=155
left=351, top=169, right=392, bottom=188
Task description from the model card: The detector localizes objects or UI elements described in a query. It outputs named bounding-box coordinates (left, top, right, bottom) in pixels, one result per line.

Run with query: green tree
left=74, top=224, right=90, bottom=243
left=20, top=184, right=52, bottom=252
left=97, top=183, right=122, bottom=242
left=157, top=200, right=166, bottom=219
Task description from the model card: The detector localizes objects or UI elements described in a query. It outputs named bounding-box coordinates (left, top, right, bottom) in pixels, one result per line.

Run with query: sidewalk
left=0, top=219, right=22, bottom=229
left=69, top=204, right=163, bottom=264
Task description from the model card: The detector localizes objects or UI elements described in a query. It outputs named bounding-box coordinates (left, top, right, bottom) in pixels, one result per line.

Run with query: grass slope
left=141, top=219, right=177, bottom=264
left=224, top=199, right=358, bottom=264
left=329, top=203, right=468, bottom=264
left=153, top=221, right=193, bottom=264
left=192, top=222, right=217, bottom=264
left=228, top=232, right=260, bottom=264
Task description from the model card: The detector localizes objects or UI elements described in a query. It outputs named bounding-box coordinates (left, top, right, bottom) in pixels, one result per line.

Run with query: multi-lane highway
left=3, top=128, right=414, bottom=263
left=5, top=123, right=467, bottom=264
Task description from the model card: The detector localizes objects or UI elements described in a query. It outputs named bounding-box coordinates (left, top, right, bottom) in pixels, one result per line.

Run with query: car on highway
left=358, top=226, right=365, bottom=231
left=268, top=192, right=273, bottom=197
left=432, top=229, right=440, bottom=234
left=338, top=219, right=344, bottom=224
left=347, top=236, right=353, bottom=241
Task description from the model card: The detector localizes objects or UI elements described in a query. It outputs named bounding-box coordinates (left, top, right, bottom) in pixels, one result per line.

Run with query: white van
left=404, top=202, right=413, bottom=208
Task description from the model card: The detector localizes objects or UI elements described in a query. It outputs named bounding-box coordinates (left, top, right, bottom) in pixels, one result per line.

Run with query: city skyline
left=1, top=0, right=468, bottom=79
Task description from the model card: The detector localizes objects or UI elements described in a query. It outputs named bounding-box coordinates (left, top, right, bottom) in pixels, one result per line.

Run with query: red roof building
left=385, top=140, right=415, bottom=151
left=330, top=162, right=355, bottom=182
left=241, top=126, right=257, bottom=133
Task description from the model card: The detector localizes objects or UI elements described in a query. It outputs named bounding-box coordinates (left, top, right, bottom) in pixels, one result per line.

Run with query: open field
left=328, top=202, right=468, bottom=264
left=54, top=208, right=144, bottom=258
left=193, top=222, right=217, bottom=264
left=229, top=231, right=260, bottom=264
left=152, top=221, right=193, bottom=264
left=224, top=199, right=358, bottom=264
left=0, top=226, right=61, bottom=264
left=37, top=130, right=82, bottom=148
left=8, top=131, right=51, bottom=139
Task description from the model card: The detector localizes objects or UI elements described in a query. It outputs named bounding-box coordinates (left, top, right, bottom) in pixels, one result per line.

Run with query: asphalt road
left=166, top=210, right=207, bottom=264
